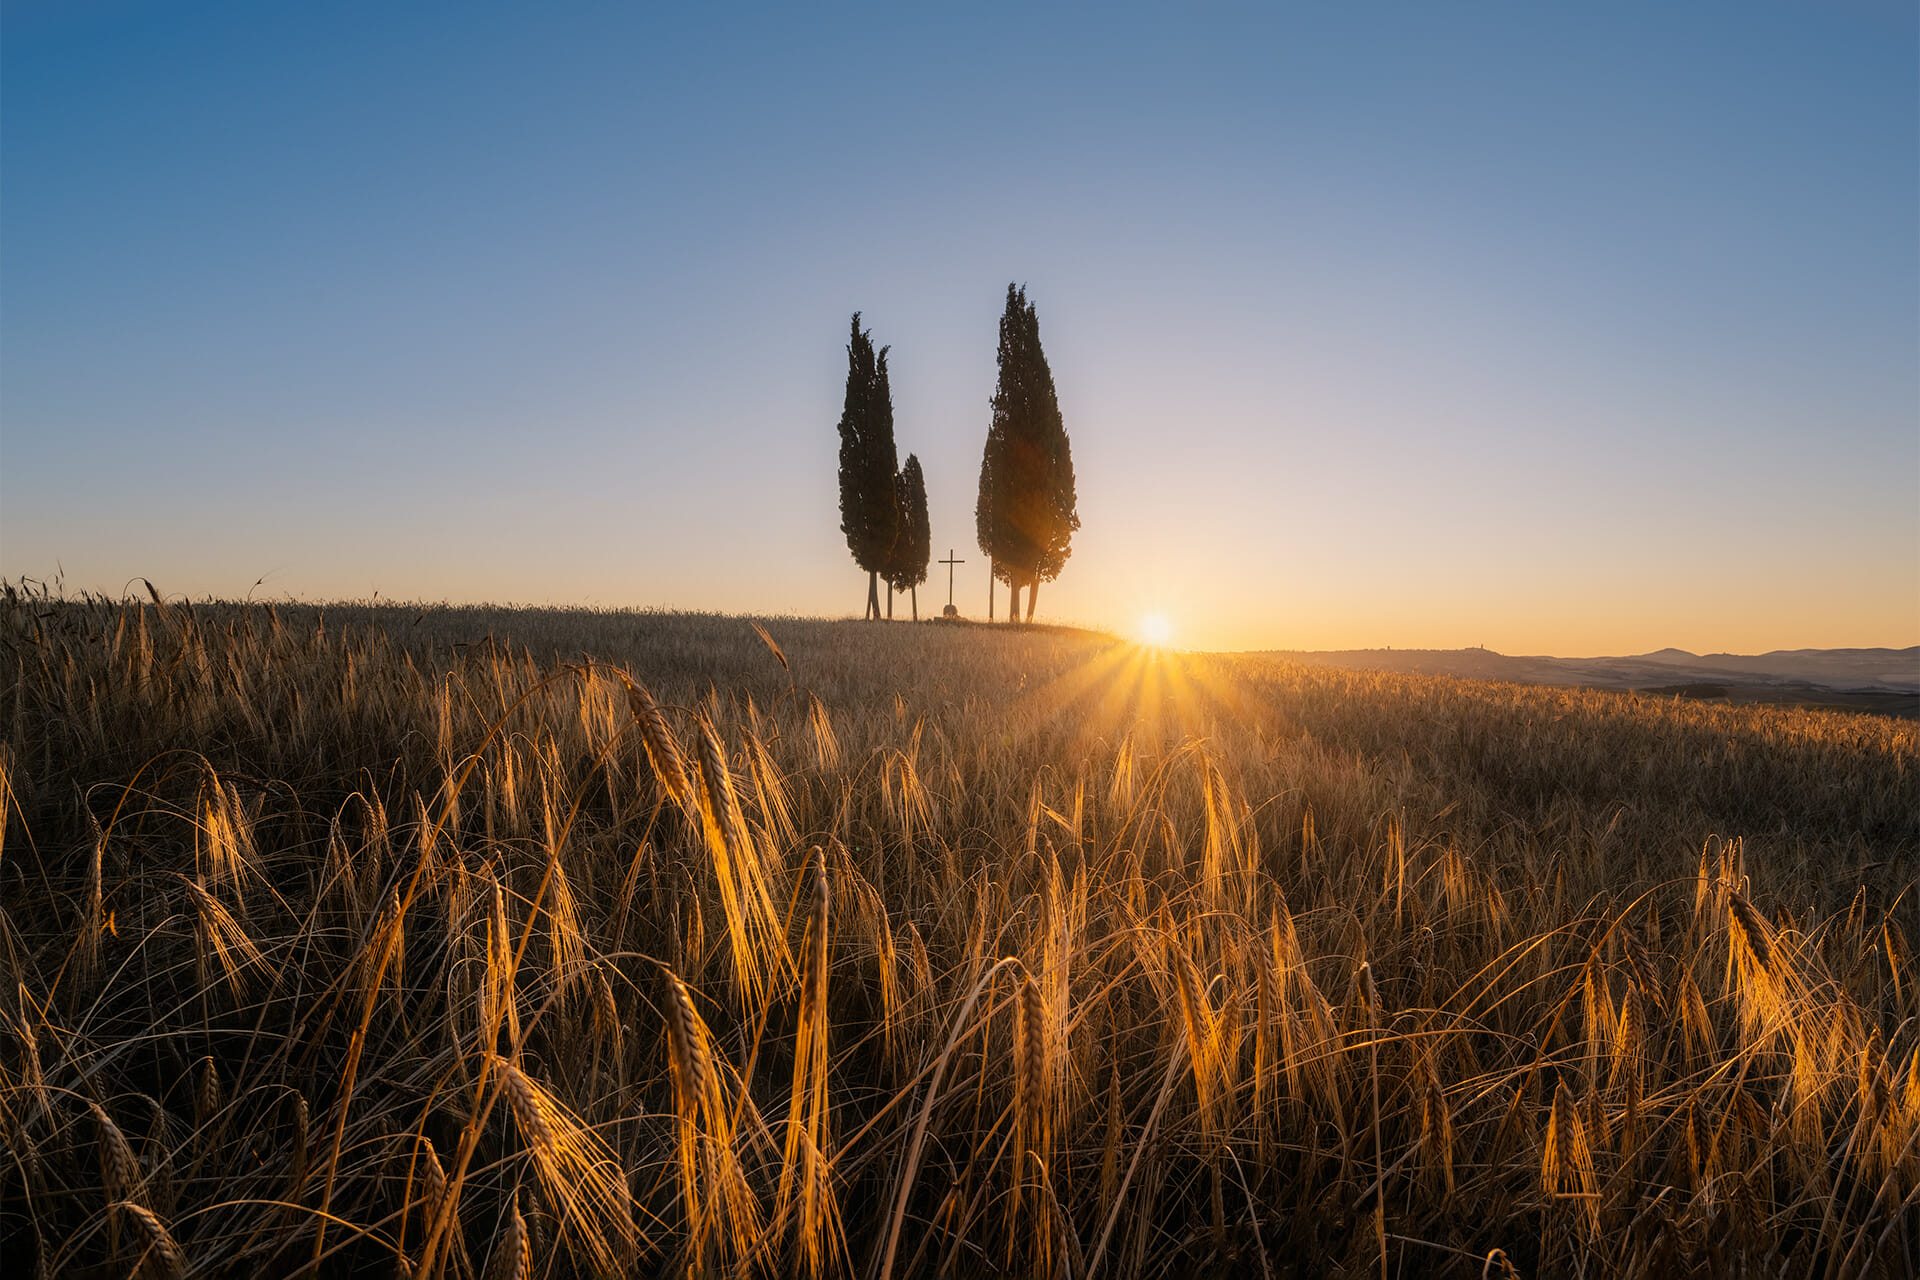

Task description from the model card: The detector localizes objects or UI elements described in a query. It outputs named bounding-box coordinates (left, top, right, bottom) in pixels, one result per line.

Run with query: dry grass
left=1, top=583, right=1916, bottom=1277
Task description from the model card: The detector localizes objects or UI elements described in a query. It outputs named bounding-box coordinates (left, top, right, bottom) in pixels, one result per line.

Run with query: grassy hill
left=3, top=590, right=1916, bottom=1277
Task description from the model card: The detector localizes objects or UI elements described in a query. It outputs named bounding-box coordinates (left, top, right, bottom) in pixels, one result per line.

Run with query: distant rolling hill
left=1252, top=645, right=1920, bottom=717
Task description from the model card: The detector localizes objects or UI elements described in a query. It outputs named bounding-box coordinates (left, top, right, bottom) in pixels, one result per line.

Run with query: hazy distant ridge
left=1595, top=646, right=1920, bottom=690
left=1260, top=645, right=1920, bottom=694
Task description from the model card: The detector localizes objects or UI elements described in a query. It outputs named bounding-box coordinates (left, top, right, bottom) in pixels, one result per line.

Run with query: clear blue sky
left=4, top=1, right=1915, bottom=654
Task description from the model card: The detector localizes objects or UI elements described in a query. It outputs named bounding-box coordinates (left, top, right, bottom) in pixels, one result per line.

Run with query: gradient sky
left=4, top=1, right=1915, bottom=655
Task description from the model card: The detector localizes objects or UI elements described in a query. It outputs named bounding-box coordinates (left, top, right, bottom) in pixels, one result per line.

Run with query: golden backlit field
left=2, top=588, right=1916, bottom=1278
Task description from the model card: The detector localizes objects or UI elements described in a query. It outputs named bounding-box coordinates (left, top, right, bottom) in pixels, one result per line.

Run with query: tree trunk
left=887, top=586, right=893, bottom=620
left=910, top=586, right=918, bottom=621
left=867, top=571, right=880, bottom=619
left=1007, top=580, right=1022, bottom=622
left=988, top=561, right=995, bottom=621
left=1026, top=575, right=1039, bottom=621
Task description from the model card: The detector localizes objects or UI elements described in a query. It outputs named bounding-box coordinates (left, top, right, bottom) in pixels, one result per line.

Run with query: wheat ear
left=115, top=1201, right=185, bottom=1280
left=480, top=1204, right=529, bottom=1280
left=624, top=679, right=691, bottom=806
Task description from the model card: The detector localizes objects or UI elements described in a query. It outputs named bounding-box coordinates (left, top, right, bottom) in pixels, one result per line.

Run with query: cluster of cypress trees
left=837, top=286, right=1075, bottom=623
left=836, top=314, right=930, bottom=619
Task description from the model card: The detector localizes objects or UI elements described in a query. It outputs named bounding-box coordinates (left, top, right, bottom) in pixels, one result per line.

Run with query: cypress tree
left=836, top=314, right=902, bottom=618
left=870, top=346, right=903, bottom=618
left=887, top=454, right=931, bottom=621
left=976, top=284, right=1077, bottom=621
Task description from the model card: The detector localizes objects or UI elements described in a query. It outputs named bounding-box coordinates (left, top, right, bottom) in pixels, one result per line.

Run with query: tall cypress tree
left=976, top=284, right=1077, bottom=621
left=887, top=453, right=931, bottom=621
left=837, top=314, right=901, bottom=618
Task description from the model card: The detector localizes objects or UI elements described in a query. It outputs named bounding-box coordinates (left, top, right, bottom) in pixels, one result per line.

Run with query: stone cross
left=938, top=549, right=966, bottom=608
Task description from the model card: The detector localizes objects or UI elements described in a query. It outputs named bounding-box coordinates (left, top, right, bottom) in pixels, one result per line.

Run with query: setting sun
left=1138, top=612, right=1173, bottom=646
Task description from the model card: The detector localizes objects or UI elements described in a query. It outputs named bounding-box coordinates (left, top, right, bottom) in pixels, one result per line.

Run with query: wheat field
left=1, top=585, right=1915, bottom=1278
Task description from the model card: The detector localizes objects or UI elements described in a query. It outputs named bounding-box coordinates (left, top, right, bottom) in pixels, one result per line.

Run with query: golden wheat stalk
left=1677, top=964, right=1714, bottom=1065
left=538, top=830, right=584, bottom=989
left=623, top=678, right=691, bottom=806
left=0, top=741, right=12, bottom=866
left=498, top=1058, right=559, bottom=1155
left=1542, top=1077, right=1599, bottom=1230
left=480, top=1203, right=529, bottom=1280
left=93, top=1100, right=142, bottom=1260
left=484, top=871, right=519, bottom=1049
left=491, top=1054, right=639, bottom=1272
left=1417, top=1053, right=1456, bottom=1204
left=1174, top=950, right=1221, bottom=1137
left=1100, top=1062, right=1124, bottom=1214
left=1726, top=890, right=1790, bottom=1049
left=654, top=958, right=758, bottom=1270
left=1621, top=970, right=1651, bottom=1070
left=1619, top=920, right=1663, bottom=1011
left=692, top=715, right=788, bottom=1004
left=776, top=847, right=841, bottom=1278
left=373, top=886, right=406, bottom=1012
left=180, top=875, right=265, bottom=1002
left=93, top=1101, right=141, bottom=1203
left=1357, top=959, right=1386, bottom=1280
left=745, top=716, right=799, bottom=849
left=416, top=1131, right=446, bottom=1222
left=81, top=811, right=105, bottom=977
left=1014, top=968, right=1055, bottom=1278
left=750, top=621, right=790, bottom=677
left=195, top=1056, right=223, bottom=1127
left=806, top=694, right=840, bottom=772
left=115, top=1200, right=185, bottom=1280
left=591, top=963, right=623, bottom=1095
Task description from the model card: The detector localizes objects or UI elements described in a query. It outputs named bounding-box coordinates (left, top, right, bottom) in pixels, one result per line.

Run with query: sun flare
left=1138, top=612, right=1173, bottom=647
